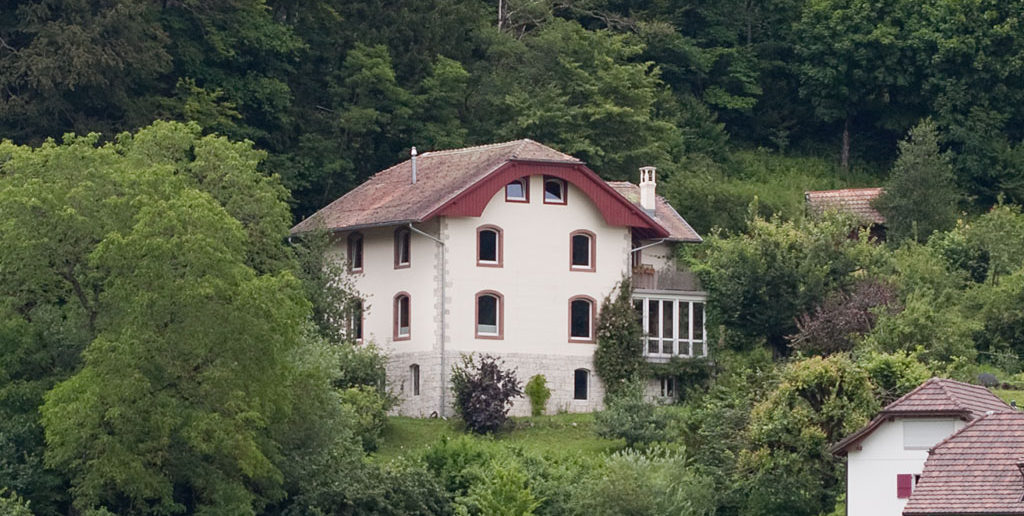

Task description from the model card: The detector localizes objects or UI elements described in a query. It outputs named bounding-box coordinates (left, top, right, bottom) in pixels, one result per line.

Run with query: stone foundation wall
left=387, top=351, right=606, bottom=417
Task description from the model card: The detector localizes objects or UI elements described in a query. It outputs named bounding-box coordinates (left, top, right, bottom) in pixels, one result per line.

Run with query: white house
left=832, top=378, right=1012, bottom=516
left=291, top=139, right=706, bottom=416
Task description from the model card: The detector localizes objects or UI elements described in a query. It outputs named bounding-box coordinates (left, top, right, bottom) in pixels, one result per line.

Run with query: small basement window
left=543, top=176, right=567, bottom=204
left=506, top=177, right=528, bottom=202
left=574, top=369, right=589, bottom=400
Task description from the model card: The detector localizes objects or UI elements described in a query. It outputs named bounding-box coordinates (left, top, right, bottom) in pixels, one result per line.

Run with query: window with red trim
left=394, top=227, right=411, bottom=268
left=477, top=225, right=503, bottom=267
left=569, top=296, right=595, bottom=341
left=348, top=232, right=364, bottom=272
left=543, top=176, right=567, bottom=204
left=475, top=291, right=503, bottom=339
left=570, top=230, right=595, bottom=271
left=505, top=177, right=529, bottom=202
left=394, top=293, right=410, bottom=340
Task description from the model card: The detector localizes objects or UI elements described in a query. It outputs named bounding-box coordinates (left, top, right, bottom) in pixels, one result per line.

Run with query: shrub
left=524, top=375, right=551, bottom=417
left=338, top=385, right=392, bottom=452
left=455, top=459, right=542, bottom=516
left=422, top=435, right=498, bottom=497
left=594, top=280, right=643, bottom=396
left=594, top=378, right=669, bottom=447
left=789, top=279, right=900, bottom=355
left=450, top=354, right=523, bottom=434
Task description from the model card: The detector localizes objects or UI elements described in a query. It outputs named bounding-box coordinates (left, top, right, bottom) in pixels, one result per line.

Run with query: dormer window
left=505, top=177, right=529, bottom=203
left=348, top=232, right=364, bottom=272
left=543, top=177, right=567, bottom=205
left=477, top=225, right=503, bottom=267
left=394, top=227, right=411, bottom=269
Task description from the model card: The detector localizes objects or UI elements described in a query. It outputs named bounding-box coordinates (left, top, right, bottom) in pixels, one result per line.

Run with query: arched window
left=570, top=230, right=596, bottom=272
left=568, top=296, right=596, bottom=342
left=476, top=225, right=503, bottom=267
left=347, top=232, right=364, bottom=272
left=543, top=176, right=567, bottom=205
left=475, top=290, right=504, bottom=339
left=394, top=292, right=411, bottom=340
left=349, top=299, right=364, bottom=342
left=410, top=364, right=420, bottom=396
left=505, top=177, right=529, bottom=202
left=574, top=369, right=589, bottom=400
left=394, top=227, right=411, bottom=268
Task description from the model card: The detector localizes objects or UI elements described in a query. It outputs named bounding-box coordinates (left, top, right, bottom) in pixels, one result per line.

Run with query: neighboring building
left=832, top=378, right=1012, bottom=516
left=291, top=139, right=705, bottom=416
left=805, top=187, right=886, bottom=240
left=903, top=411, right=1024, bottom=516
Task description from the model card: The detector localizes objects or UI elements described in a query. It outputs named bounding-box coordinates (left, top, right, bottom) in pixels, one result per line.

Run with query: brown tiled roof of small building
left=832, top=378, right=1012, bottom=454
left=903, top=412, right=1024, bottom=515
left=606, top=182, right=702, bottom=242
left=291, top=139, right=581, bottom=234
left=805, top=187, right=886, bottom=225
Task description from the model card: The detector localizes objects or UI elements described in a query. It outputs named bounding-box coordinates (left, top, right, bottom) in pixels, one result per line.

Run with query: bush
left=524, top=375, right=551, bottom=417
left=455, top=459, right=542, bottom=516
left=0, top=490, right=33, bottom=516
left=857, top=351, right=932, bottom=405
left=339, top=385, right=392, bottom=452
left=594, top=280, right=643, bottom=396
left=450, top=354, right=523, bottom=434
left=594, top=378, right=669, bottom=447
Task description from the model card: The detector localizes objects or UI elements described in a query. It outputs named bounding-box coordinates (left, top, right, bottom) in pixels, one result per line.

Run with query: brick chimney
left=639, top=166, right=656, bottom=215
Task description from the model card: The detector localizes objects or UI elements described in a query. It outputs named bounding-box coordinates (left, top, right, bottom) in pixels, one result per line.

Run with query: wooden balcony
left=632, top=265, right=703, bottom=292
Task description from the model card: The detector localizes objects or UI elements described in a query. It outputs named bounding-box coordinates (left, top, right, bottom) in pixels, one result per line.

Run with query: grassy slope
left=991, top=388, right=1024, bottom=407
left=373, top=413, right=623, bottom=462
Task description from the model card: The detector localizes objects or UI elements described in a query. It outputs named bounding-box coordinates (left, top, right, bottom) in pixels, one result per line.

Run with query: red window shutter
left=897, top=474, right=913, bottom=499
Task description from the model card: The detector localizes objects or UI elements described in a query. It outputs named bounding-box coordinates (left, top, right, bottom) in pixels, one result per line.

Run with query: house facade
left=292, top=140, right=705, bottom=416
left=832, top=378, right=1012, bottom=516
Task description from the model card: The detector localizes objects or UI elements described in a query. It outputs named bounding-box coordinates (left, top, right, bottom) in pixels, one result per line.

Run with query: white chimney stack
left=639, top=166, right=656, bottom=214
left=411, top=146, right=418, bottom=184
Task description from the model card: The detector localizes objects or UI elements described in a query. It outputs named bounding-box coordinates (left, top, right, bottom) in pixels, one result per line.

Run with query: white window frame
left=634, top=293, right=707, bottom=359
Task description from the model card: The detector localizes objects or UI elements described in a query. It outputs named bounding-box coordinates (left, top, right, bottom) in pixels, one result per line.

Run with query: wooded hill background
left=3, top=0, right=1022, bottom=224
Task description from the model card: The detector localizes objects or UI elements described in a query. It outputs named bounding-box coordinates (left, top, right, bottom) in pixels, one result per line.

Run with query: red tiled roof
left=904, top=412, right=1024, bottom=515
left=833, top=378, right=1012, bottom=454
left=606, top=182, right=702, bottom=242
left=805, top=187, right=886, bottom=225
left=292, top=139, right=580, bottom=234
left=291, top=139, right=697, bottom=242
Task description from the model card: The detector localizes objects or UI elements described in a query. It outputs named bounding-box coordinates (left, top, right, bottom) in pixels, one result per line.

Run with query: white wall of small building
left=846, top=417, right=966, bottom=516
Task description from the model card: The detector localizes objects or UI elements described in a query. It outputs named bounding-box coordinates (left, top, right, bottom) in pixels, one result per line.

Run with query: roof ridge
left=418, top=139, right=525, bottom=157
left=927, top=411, right=997, bottom=454
left=883, top=377, right=940, bottom=412
left=805, top=187, right=884, bottom=194
left=935, top=379, right=968, bottom=412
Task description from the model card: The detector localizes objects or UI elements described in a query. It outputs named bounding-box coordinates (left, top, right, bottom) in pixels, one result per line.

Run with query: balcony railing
left=632, top=266, right=703, bottom=292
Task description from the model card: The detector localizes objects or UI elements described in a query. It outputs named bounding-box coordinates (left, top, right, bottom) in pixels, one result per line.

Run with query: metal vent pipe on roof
left=411, top=146, right=418, bottom=184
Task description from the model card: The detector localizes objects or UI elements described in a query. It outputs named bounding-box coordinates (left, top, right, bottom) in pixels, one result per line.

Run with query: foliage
left=450, top=354, right=524, bottom=434
left=857, top=351, right=933, bottom=405
left=524, top=375, right=551, bottom=417
left=741, top=354, right=878, bottom=516
left=594, top=378, right=669, bottom=447
left=423, top=435, right=500, bottom=498
left=568, top=447, right=716, bottom=516
left=790, top=279, right=900, bottom=354
left=339, top=386, right=392, bottom=453
left=873, top=119, right=961, bottom=242
left=292, top=227, right=365, bottom=343
left=862, top=292, right=979, bottom=368
left=688, top=213, right=865, bottom=356
left=593, top=279, right=643, bottom=395
left=455, top=459, right=542, bottom=516
left=0, top=490, right=33, bottom=516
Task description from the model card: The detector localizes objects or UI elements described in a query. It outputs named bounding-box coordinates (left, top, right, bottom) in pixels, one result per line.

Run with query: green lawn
left=373, top=412, right=623, bottom=461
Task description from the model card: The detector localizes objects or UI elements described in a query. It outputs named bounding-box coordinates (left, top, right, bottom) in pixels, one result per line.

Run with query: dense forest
left=3, top=1, right=1024, bottom=515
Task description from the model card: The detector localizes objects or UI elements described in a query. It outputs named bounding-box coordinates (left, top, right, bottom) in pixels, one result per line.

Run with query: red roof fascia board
left=424, top=160, right=670, bottom=238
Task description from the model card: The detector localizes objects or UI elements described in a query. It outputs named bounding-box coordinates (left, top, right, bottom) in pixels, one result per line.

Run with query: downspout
left=408, top=223, right=447, bottom=417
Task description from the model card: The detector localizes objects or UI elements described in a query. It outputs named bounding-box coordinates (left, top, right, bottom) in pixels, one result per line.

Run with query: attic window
left=506, top=177, right=529, bottom=202
left=544, top=177, right=567, bottom=205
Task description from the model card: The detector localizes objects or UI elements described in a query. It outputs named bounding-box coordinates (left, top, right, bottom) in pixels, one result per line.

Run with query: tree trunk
left=841, top=117, right=851, bottom=171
